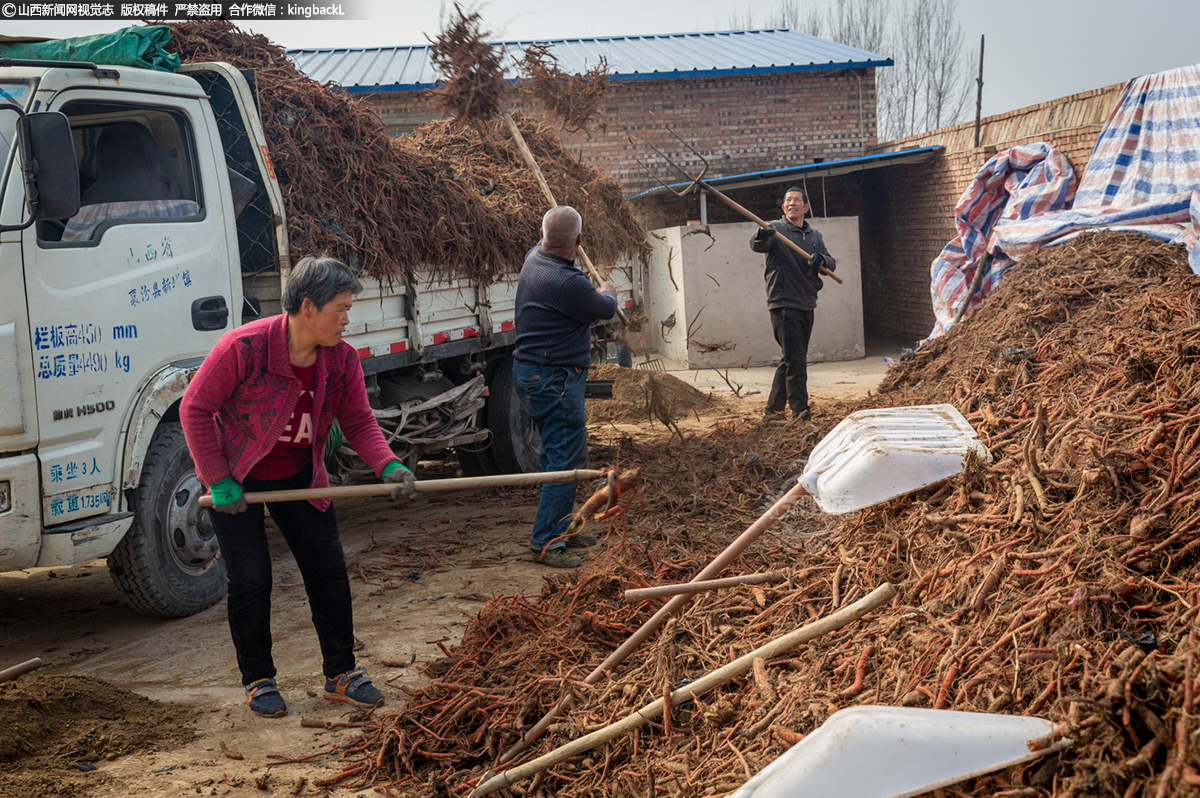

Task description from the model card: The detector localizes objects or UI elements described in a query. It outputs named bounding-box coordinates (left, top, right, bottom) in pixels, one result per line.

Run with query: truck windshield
left=0, top=82, right=31, bottom=161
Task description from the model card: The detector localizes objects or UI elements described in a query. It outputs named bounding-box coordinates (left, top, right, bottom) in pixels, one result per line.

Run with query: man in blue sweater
left=513, top=206, right=618, bottom=567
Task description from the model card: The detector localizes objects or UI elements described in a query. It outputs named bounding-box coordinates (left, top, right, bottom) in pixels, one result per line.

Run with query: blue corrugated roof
left=287, top=29, right=891, bottom=93
left=630, top=146, right=944, bottom=200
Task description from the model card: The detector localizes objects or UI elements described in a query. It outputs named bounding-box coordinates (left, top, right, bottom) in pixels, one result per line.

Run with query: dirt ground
left=0, top=357, right=887, bottom=798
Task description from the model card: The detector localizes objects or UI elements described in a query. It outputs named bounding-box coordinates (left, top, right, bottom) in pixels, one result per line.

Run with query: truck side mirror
left=27, top=112, right=80, bottom=220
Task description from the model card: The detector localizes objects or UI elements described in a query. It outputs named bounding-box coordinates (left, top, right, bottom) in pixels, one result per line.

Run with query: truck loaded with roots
left=0, top=22, right=646, bottom=617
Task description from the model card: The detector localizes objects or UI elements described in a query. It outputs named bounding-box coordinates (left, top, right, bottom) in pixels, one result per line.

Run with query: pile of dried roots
left=397, top=114, right=649, bottom=273
left=163, top=20, right=646, bottom=280
left=303, top=231, right=1200, bottom=798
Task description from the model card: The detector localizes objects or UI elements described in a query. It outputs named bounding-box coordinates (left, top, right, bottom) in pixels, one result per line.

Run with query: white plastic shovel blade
left=725, top=706, right=1071, bottom=798
left=800, top=404, right=989, bottom=514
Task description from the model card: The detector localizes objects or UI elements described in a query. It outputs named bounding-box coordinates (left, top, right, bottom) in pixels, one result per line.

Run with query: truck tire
left=107, top=423, right=227, bottom=618
left=487, top=357, right=542, bottom=474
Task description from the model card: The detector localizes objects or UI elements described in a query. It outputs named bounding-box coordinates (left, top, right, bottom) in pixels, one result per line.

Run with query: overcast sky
left=5, top=0, right=1199, bottom=118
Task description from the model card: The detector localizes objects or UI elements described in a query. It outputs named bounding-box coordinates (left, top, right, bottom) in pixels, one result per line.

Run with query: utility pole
left=973, top=34, right=985, bottom=148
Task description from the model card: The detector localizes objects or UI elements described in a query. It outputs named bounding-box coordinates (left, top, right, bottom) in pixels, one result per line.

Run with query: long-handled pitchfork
left=636, top=128, right=843, bottom=285
left=498, top=101, right=632, bottom=325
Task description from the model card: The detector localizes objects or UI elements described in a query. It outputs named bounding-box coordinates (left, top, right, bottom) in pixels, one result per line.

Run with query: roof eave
left=629, top=146, right=944, bottom=200
left=337, top=58, right=893, bottom=93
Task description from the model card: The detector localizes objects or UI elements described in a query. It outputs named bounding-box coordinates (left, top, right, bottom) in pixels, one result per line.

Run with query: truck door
left=22, top=89, right=238, bottom=528
left=0, top=79, right=44, bottom=569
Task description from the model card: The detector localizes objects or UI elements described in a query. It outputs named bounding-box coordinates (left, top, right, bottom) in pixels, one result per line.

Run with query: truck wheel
left=107, top=423, right=227, bottom=618
left=456, top=421, right=501, bottom=476
left=487, top=357, right=542, bottom=474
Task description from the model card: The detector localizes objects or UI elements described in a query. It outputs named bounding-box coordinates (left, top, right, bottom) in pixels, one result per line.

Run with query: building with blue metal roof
left=289, top=29, right=891, bottom=93
left=287, top=29, right=893, bottom=196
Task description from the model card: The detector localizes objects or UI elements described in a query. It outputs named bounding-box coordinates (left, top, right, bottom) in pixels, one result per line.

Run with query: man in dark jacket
left=749, top=186, right=837, bottom=419
left=513, top=206, right=617, bottom=567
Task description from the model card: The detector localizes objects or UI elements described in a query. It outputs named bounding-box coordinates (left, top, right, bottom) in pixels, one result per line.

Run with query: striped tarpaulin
left=924, top=143, right=1077, bottom=341
left=925, top=63, right=1200, bottom=342
left=994, top=64, right=1200, bottom=268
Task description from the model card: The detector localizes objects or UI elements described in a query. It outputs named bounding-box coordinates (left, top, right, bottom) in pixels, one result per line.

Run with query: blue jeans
left=512, top=359, right=589, bottom=552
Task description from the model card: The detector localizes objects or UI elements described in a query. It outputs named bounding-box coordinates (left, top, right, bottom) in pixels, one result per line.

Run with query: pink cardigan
left=181, top=314, right=396, bottom=511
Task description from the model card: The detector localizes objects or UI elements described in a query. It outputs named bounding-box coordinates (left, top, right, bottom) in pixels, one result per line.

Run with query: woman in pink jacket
left=181, top=255, right=415, bottom=718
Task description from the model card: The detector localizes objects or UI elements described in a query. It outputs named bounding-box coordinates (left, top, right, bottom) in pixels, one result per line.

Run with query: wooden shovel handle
left=197, top=469, right=607, bottom=507
left=0, top=658, right=43, bottom=684
left=623, top=570, right=789, bottom=602
left=701, top=181, right=844, bottom=284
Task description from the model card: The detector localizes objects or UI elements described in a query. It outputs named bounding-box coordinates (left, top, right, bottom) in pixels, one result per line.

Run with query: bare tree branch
left=736, top=0, right=975, bottom=140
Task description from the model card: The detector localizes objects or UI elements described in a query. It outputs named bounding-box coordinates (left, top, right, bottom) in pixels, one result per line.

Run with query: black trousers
left=767, top=307, right=815, bottom=416
left=209, top=466, right=356, bottom=686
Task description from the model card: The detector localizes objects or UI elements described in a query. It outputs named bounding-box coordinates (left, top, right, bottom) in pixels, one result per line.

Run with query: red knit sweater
left=180, top=314, right=395, bottom=510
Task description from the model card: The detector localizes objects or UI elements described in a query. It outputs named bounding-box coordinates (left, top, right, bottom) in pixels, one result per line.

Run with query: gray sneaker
left=565, top=532, right=600, bottom=548
left=532, top=547, right=583, bottom=568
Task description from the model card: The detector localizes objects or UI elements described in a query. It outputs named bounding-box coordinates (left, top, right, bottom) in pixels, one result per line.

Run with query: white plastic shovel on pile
left=801, top=403, right=989, bottom=514
left=492, top=403, right=992, bottom=768
left=725, top=706, right=1072, bottom=798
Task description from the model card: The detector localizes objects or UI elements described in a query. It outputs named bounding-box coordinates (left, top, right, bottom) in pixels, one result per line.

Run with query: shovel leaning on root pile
left=473, top=404, right=991, bottom=794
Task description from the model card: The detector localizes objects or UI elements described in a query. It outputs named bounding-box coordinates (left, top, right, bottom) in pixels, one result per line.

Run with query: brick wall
left=860, top=82, right=1125, bottom=342
left=634, top=81, right=1125, bottom=344
left=360, top=67, right=878, bottom=195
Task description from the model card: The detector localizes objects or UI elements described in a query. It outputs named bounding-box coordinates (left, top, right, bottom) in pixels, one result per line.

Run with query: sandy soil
left=1, top=485, right=559, bottom=798
left=0, top=367, right=880, bottom=798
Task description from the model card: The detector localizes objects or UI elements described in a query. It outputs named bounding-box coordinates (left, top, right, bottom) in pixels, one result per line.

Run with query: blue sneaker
left=245, top=678, right=287, bottom=718
left=323, top=668, right=384, bottom=708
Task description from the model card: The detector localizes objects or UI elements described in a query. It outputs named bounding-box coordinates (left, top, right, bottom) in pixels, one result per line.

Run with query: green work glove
left=324, top=420, right=345, bottom=460
left=382, top=461, right=416, bottom=501
left=209, top=476, right=248, bottom=514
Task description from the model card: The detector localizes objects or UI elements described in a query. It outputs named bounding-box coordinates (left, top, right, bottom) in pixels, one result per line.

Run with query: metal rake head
left=630, top=121, right=710, bottom=197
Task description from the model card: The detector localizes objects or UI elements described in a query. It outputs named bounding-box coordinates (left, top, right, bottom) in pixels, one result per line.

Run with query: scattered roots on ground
left=303, top=232, right=1200, bottom=798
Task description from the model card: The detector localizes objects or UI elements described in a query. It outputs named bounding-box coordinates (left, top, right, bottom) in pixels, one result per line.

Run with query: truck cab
left=0, top=61, right=253, bottom=616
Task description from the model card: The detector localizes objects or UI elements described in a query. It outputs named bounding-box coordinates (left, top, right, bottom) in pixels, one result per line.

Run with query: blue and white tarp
left=926, top=62, right=1200, bottom=341
left=925, top=143, right=1077, bottom=340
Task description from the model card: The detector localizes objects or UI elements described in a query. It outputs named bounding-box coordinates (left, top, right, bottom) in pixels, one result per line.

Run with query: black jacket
left=750, top=219, right=836, bottom=311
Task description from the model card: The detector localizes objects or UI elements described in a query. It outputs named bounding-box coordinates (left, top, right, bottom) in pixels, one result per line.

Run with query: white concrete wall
left=643, top=227, right=690, bottom=364
left=645, top=218, right=864, bottom=368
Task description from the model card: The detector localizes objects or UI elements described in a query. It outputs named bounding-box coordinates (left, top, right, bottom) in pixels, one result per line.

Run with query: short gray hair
left=542, top=206, right=582, bottom=250
left=282, top=255, right=362, bottom=314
